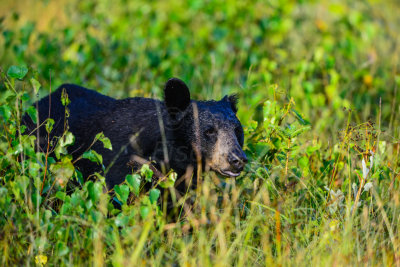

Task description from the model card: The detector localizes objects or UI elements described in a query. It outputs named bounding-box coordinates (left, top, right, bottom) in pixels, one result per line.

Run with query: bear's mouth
left=218, top=169, right=242, bottom=177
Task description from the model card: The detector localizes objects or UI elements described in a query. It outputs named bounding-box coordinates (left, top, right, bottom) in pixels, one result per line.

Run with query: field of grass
left=1, top=0, right=400, bottom=265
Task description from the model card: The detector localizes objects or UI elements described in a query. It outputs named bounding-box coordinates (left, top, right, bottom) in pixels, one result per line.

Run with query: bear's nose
left=228, top=151, right=248, bottom=172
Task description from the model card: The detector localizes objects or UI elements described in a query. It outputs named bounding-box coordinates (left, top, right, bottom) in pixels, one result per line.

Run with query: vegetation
left=1, top=0, right=400, bottom=265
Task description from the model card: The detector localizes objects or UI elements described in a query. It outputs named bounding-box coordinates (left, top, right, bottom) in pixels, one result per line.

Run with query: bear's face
left=190, top=99, right=247, bottom=177
left=164, top=78, right=247, bottom=177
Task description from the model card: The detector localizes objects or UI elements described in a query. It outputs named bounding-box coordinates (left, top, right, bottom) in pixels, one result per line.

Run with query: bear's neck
left=149, top=119, right=198, bottom=181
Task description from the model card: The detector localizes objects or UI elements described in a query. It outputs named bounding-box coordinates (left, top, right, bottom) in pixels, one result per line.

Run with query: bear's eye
left=204, top=127, right=217, bottom=137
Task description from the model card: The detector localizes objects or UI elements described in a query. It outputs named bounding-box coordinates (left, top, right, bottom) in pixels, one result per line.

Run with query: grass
left=1, top=0, right=400, bottom=265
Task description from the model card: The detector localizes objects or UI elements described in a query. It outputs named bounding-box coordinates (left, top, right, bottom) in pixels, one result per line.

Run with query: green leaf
left=26, top=106, right=37, bottom=124
left=56, top=241, right=69, bottom=256
left=88, top=181, right=102, bottom=202
left=82, top=150, right=103, bottom=165
left=263, top=100, right=279, bottom=125
left=159, top=172, right=177, bottom=188
left=31, top=191, right=42, bottom=206
left=55, top=132, right=75, bottom=159
left=0, top=105, right=12, bottom=121
left=75, top=169, right=84, bottom=185
left=140, top=205, right=150, bottom=219
left=126, top=174, right=141, bottom=196
left=306, top=144, right=321, bottom=155
left=114, top=184, right=129, bottom=204
left=90, top=210, right=103, bottom=223
left=49, top=156, right=75, bottom=187
left=115, top=212, right=130, bottom=227
left=299, top=156, right=309, bottom=169
left=21, top=92, right=30, bottom=102
left=70, top=191, right=83, bottom=207
left=63, top=132, right=75, bottom=146
left=28, top=162, right=41, bottom=177
left=7, top=65, right=28, bottom=80
left=45, top=118, right=54, bottom=133
left=60, top=202, right=72, bottom=214
left=61, top=88, right=71, bottom=106
left=95, top=132, right=112, bottom=150
left=285, top=125, right=311, bottom=139
left=271, top=138, right=281, bottom=149
left=16, top=175, right=29, bottom=195
left=149, top=188, right=160, bottom=204
left=12, top=143, right=23, bottom=155
left=55, top=191, right=67, bottom=201
left=141, top=164, right=153, bottom=182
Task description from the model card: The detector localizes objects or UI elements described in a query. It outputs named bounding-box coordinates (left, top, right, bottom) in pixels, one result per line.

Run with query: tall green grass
left=1, top=0, right=400, bottom=265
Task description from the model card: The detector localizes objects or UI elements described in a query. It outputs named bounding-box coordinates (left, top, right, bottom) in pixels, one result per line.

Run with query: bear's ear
left=222, top=94, right=238, bottom=113
left=164, top=78, right=191, bottom=114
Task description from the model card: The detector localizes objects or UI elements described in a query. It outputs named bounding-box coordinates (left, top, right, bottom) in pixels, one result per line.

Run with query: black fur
left=22, top=78, right=247, bottom=192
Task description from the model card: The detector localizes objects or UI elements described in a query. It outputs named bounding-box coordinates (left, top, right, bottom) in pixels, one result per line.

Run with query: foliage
left=1, top=0, right=400, bottom=265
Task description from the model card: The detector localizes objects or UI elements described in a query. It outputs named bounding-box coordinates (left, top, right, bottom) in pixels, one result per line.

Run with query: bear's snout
left=227, top=149, right=248, bottom=173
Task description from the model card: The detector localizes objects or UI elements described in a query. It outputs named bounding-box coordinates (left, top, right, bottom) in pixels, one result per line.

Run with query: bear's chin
left=217, top=169, right=242, bottom=177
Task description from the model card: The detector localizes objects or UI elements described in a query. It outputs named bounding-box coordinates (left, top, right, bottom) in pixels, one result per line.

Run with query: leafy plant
left=1, top=0, right=400, bottom=265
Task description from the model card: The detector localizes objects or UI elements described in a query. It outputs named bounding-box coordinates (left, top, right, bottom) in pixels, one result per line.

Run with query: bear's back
left=22, top=84, right=117, bottom=150
left=53, top=83, right=116, bottom=124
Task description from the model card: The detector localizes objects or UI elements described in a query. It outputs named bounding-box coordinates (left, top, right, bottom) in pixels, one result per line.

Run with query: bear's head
left=164, top=78, right=248, bottom=177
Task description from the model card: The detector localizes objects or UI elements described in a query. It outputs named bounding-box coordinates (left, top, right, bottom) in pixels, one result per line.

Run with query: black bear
left=23, top=78, right=247, bottom=192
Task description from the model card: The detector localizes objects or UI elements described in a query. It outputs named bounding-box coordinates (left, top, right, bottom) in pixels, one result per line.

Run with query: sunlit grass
left=1, top=0, right=400, bottom=265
